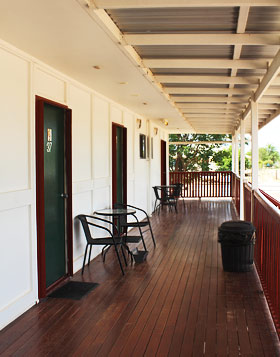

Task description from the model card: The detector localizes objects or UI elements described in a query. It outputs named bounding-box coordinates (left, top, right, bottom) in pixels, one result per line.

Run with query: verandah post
left=251, top=100, right=259, bottom=222
left=240, top=119, right=245, bottom=219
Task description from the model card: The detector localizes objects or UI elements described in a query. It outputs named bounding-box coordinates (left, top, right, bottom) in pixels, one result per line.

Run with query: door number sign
left=46, top=128, right=53, bottom=153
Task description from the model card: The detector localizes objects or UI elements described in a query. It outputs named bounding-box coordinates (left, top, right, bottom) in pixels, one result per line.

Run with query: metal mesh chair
left=114, top=203, right=156, bottom=248
left=77, top=214, right=127, bottom=275
left=153, top=186, right=179, bottom=213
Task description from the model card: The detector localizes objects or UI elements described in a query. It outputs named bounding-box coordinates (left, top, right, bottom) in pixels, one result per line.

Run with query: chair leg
left=113, top=244, right=125, bottom=275
left=154, top=199, right=157, bottom=213
left=182, top=197, right=186, bottom=209
left=137, top=225, right=147, bottom=251
left=120, top=245, right=128, bottom=266
left=82, top=244, right=88, bottom=274
left=88, top=245, right=92, bottom=266
left=147, top=218, right=156, bottom=247
left=102, top=245, right=110, bottom=262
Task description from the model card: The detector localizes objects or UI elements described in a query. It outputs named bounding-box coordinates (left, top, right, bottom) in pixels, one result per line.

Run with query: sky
left=258, top=114, right=280, bottom=152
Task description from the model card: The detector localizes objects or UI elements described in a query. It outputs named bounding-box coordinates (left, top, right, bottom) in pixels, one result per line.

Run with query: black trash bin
left=218, top=220, right=256, bottom=272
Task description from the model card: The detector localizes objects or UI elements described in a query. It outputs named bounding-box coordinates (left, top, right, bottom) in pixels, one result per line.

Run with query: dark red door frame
left=112, top=122, right=127, bottom=207
left=161, top=140, right=167, bottom=185
left=35, top=96, right=73, bottom=299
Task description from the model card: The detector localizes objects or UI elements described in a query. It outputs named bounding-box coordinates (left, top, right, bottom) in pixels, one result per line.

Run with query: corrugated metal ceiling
left=106, top=4, right=280, bottom=134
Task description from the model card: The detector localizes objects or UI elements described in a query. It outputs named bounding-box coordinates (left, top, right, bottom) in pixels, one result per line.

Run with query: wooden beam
left=259, top=96, right=280, bottom=103
left=259, top=103, right=280, bottom=109
left=181, top=109, right=241, bottom=113
left=177, top=103, right=246, bottom=109
left=166, top=87, right=253, bottom=95
left=155, top=75, right=261, bottom=85
left=78, top=2, right=195, bottom=131
left=229, top=6, right=250, bottom=88
left=183, top=114, right=242, bottom=117
left=167, top=87, right=280, bottom=96
left=169, top=141, right=232, bottom=145
left=143, top=59, right=269, bottom=69
left=259, top=107, right=280, bottom=129
left=173, top=96, right=249, bottom=103
left=93, top=0, right=280, bottom=9
left=241, top=94, right=279, bottom=119
left=124, top=33, right=280, bottom=46
left=254, top=49, right=280, bottom=102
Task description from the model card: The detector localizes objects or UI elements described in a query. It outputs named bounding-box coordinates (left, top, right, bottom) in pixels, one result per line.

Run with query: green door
left=44, top=103, right=66, bottom=288
left=116, top=126, right=123, bottom=204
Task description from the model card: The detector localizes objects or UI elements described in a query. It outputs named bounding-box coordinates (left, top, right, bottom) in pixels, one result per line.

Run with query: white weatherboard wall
left=0, top=39, right=166, bottom=330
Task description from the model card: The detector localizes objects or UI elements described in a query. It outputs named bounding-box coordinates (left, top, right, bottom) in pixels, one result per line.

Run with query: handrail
left=253, top=189, right=280, bottom=337
left=169, top=171, right=232, bottom=198
left=259, top=188, right=280, bottom=209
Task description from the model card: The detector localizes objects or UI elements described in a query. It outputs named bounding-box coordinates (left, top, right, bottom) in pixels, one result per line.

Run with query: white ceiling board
left=0, top=0, right=192, bottom=130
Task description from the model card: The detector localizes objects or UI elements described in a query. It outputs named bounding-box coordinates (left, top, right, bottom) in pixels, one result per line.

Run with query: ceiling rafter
left=254, top=49, right=280, bottom=102
left=173, top=96, right=249, bottom=103
left=124, top=33, right=280, bottom=46
left=242, top=49, right=280, bottom=121
left=155, top=75, right=264, bottom=85
left=84, top=0, right=280, bottom=134
left=229, top=5, right=250, bottom=131
left=79, top=1, right=195, bottom=130
left=143, top=59, right=270, bottom=69
left=166, top=87, right=253, bottom=95
left=93, top=0, right=280, bottom=9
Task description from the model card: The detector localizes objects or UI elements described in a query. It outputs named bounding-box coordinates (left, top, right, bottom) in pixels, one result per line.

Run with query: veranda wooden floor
left=1, top=199, right=280, bottom=356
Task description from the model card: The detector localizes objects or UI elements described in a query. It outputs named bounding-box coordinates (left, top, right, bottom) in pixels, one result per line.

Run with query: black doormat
left=48, top=281, right=99, bottom=300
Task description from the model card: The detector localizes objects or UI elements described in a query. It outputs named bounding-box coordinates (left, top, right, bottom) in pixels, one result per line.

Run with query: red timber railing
left=232, top=173, right=240, bottom=216
left=244, top=182, right=252, bottom=222
left=169, top=171, right=232, bottom=198
left=254, top=190, right=280, bottom=336
left=259, top=189, right=280, bottom=210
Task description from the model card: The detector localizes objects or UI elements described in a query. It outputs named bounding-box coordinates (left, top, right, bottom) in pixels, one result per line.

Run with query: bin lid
left=219, top=220, right=255, bottom=233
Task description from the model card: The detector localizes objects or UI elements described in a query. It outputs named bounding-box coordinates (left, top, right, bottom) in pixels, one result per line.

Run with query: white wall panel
left=0, top=40, right=169, bottom=330
left=93, top=186, right=110, bottom=211
left=69, top=84, right=92, bottom=183
left=72, top=191, right=93, bottom=272
left=110, top=105, right=122, bottom=125
left=123, top=112, right=134, bottom=177
left=93, top=96, right=110, bottom=179
left=150, top=130, right=161, bottom=211
left=0, top=206, right=31, bottom=310
left=34, top=67, right=65, bottom=104
left=0, top=48, right=29, bottom=193
left=134, top=121, right=149, bottom=220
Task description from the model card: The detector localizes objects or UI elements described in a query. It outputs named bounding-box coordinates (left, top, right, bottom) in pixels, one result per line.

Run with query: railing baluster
left=169, top=171, right=233, bottom=199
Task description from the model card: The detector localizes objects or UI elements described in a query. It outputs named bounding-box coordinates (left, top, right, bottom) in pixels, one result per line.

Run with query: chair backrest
left=173, top=183, right=182, bottom=197
left=77, top=215, right=95, bottom=244
left=153, top=186, right=160, bottom=200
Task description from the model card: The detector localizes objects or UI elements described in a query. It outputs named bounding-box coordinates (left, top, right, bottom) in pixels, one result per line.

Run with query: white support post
left=240, top=119, right=245, bottom=219
left=251, top=100, right=259, bottom=221
left=251, top=101, right=259, bottom=190
left=235, top=132, right=239, bottom=176
left=232, top=133, right=235, bottom=173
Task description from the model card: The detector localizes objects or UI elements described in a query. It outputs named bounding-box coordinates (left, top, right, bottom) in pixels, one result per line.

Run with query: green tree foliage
left=213, top=146, right=251, bottom=171
left=169, top=133, right=231, bottom=171
left=258, top=144, right=280, bottom=168
left=212, top=146, right=232, bottom=171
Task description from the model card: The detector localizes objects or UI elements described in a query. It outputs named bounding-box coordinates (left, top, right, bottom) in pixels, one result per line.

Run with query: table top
left=156, top=185, right=176, bottom=188
left=94, top=208, right=136, bottom=216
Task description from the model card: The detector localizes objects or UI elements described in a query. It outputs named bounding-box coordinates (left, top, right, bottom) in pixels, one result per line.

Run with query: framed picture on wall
left=139, top=134, right=146, bottom=159
left=146, top=136, right=150, bottom=159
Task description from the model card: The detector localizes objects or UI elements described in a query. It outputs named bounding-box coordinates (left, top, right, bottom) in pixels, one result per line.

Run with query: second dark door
left=112, top=123, right=127, bottom=206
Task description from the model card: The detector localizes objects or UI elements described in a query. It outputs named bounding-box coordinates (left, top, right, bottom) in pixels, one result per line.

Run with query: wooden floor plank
left=0, top=199, right=279, bottom=356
